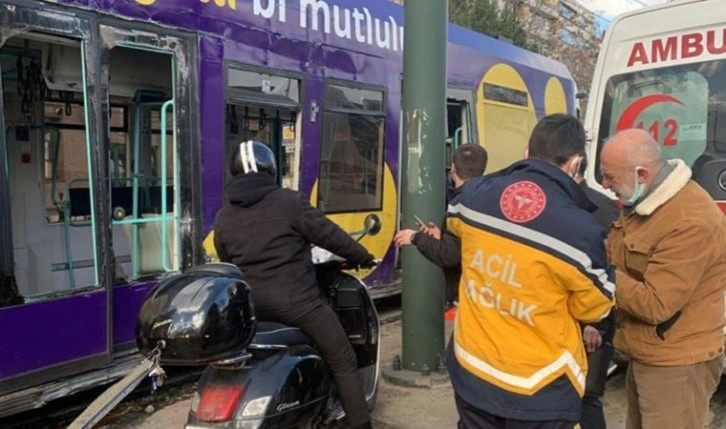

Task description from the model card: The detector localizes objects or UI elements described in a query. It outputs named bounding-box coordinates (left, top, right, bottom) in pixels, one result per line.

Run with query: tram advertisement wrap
left=131, top=0, right=406, bottom=53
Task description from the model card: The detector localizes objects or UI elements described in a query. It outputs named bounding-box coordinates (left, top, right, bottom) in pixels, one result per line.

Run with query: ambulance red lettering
left=708, top=30, right=726, bottom=55
left=627, top=43, right=649, bottom=67
left=627, top=28, right=726, bottom=67
left=682, top=33, right=703, bottom=59
left=653, top=37, right=677, bottom=62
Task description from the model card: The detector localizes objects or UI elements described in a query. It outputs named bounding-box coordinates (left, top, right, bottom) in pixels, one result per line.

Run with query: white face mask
left=569, top=158, right=583, bottom=181
left=570, top=167, right=579, bottom=181
left=624, top=167, right=645, bottom=207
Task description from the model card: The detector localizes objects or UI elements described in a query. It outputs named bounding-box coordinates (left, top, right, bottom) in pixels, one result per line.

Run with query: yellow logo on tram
left=135, top=0, right=237, bottom=10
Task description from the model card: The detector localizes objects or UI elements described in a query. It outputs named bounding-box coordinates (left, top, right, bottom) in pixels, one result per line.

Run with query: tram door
left=98, top=25, right=196, bottom=352
left=224, top=66, right=301, bottom=189
left=0, top=6, right=112, bottom=394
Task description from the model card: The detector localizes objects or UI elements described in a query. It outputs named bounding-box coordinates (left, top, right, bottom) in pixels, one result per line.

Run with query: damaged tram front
left=0, top=4, right=200, bottom=417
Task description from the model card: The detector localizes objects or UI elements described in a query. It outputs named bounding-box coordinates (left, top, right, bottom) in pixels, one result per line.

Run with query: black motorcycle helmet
left=230, top=140, right=277, bottom=177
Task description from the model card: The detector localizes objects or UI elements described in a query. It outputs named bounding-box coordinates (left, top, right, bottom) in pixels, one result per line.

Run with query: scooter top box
left=135, top=264, right=256, bottom=366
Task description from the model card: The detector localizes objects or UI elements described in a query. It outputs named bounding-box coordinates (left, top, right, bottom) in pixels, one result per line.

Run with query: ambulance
left=582, top=0, right=726, bottom=367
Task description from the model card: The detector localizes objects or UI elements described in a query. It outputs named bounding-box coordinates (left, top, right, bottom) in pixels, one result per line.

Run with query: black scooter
left=134, top=247, right=380, bottom=429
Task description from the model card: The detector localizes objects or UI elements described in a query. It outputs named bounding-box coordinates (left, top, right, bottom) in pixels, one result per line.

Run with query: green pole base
left=381, top=364, right=449, bottom=389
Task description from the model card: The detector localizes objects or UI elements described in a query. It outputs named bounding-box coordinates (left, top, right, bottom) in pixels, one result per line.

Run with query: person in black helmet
left=214, top=140, right=375, bottom=429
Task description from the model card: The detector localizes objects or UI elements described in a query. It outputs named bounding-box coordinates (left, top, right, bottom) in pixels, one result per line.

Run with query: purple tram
left=0, top=0, right=577, bottom=417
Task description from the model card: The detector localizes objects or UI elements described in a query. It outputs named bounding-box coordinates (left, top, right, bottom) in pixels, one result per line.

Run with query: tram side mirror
left=354, top=214, right=382, bottom=242
left=364, top=214, right=382, bottom=236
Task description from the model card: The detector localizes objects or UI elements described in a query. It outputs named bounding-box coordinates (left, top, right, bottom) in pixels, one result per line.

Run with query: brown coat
left=608, top=160, right=726, bottom=366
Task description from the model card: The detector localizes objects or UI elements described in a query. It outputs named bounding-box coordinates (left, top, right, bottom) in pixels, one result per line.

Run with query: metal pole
left=386, top=0, right=449, bottom=384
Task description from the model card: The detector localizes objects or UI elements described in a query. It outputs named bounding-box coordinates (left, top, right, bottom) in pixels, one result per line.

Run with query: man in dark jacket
left=577, top=158, right=619, bottom=230
left=213, top=141, right=376, bottom=429
left=575, top=157, right=619, bottom=429
left=393, top=143, right=488, bottom=309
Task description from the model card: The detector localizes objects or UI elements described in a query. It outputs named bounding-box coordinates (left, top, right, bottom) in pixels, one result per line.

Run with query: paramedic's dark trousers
left=257, top=299, right=370, bottom=428
left=455, top=394, right=577, bottom=429
left=580, top=343, right=613, bottom=429
left=580, top=396, right=605, bottom=429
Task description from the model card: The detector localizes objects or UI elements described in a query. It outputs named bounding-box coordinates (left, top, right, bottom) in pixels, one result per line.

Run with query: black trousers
left=455, top=394, right=576, bottom=429
left=256, top=299, right=370, bottom=427
left=580, top=395, right=606, bottom=429
left=579, top=344, right=613, bottom=429
left=446, top=284, right=456, bottom=305
left=444, top=266, right=460, bottom=305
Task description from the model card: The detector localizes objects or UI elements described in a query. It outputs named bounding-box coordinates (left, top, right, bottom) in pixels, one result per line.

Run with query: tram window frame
left=446, top=100, right=466, bottom=172
left=318, top=80, right=386, bottom=214
left=225, top=63, right=301, bottom=109
left=483, top=83, right=529, bottom=108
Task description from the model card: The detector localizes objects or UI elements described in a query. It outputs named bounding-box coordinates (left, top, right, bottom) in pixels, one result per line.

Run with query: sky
left=574, top=0, right=670, bottom=34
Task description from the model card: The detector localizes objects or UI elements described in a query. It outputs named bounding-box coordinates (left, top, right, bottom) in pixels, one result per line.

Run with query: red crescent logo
left=616, top=94, right=684, bottom=131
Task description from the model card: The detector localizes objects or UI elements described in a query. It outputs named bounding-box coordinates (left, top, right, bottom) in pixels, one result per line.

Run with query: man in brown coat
left=600, top=128, right=726, bottom=429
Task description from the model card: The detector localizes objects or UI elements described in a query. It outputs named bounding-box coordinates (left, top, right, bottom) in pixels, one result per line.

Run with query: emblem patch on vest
left=500, top=181, right=547, bottom=223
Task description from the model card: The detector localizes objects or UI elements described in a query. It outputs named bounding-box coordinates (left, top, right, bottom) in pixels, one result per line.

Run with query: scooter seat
left=251, top=322, right=313, bottom=347
left=186, top=263, right=244, bottom=280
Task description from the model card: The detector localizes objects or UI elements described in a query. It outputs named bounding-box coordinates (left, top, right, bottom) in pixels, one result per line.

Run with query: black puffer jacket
left=412, top=185, right=462, bottom=297
left=214, top=173, right=372, bottom=310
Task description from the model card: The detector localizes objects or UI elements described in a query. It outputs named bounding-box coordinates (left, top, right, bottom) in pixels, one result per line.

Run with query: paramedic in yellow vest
left=446, top=114, right=615, bottom=429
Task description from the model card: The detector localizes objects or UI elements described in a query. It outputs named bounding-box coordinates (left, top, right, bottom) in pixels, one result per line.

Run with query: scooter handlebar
left=342, top=258, right=380, bottom=271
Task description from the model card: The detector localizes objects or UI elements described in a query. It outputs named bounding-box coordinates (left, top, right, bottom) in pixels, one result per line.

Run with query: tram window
left=483, top=83, right=528, bottom=107
left=42, top=103, right=121, bottom=223
left=595, top=60, right=726, bottom=199
left=446, top=100, right=471, bottom=166
left=447, top=103, right=464, bottom=140
left=319, top=84, right=385, bottom=213
left=227, top=68, right=299, bottom=104
left=324, top=86, right=383, bottom=110
left=2, top=35, right=98, bottom=297
left=225, top=66, right=302, bottom=189
left=42, top=104, right=129, bottom=223
left=446, top=103, right=462, bottom=172
left=110, top=131, right=128, bottom=179
left=44, top=132, right=56, bottom=181
left=224, top=105, right=299, bottom=188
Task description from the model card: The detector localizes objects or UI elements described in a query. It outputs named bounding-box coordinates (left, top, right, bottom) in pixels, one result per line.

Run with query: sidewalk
left=372, top=319, right=458, bottom=428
